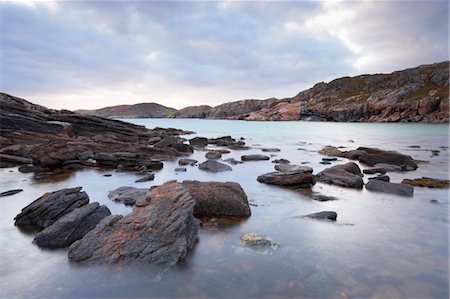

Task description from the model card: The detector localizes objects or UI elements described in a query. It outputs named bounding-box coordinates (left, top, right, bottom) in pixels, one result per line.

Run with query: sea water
left=0, top=119, right=448, bottom=298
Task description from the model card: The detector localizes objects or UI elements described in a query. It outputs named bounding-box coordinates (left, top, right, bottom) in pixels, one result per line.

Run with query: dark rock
left=33, top=203, right=111, bottom=248
left=320, top=161, right=332, bottom=165
left=189, top=137, right=208, bottom=147
left=304, top=211, right=337, bottom=221
left=0, top=153, right=33, bottom=166
left=14, top=187, right=89, bottom=230
left=198, top=160, right=232, bottom=172
left=135, top=173, right=155, bottom=183
left=18, top=164, right=47, bottom=173
left=175, top=167, right=187, bottom=172
left=153, top=136, right=183, bottom=149
left=261, top=148, right=280, bottom=152
left=373, top=163, right=403, bottom=172
left=223, top=158, right=243, bottom=165
left=272, top=159, right=290, bottom=164
left=103, top=174, right=112, bottom=177
left=316, top=162, right=364, bottom=189
left=274, top=164, right=313, bottom=173
left=241, top=154, right=270, bottom=161
left=257, top=171, right=316, bottom=187
left=147, top=136, right=162, bottom=145
left=430, top=199, right=439, bottom=204
left=312, top=193, right=338, bottom=202
left=318, top=146, right=346, bottom=157
left=77, top=151, right=94, bottom=160
left=170, top=143, right=194, bottom=153
left=108, top=186, right=147, bottom=206
left=322, top=157, right=338, bottom=162
left=0, top=189, right=23, bottom=197
left=368, top=175, right=390, bottom=182
left=351, top=147, right=418, bottom=170
left=401, top=177, right=449, bottom=189
left=182, top=181, right=251, bottom=218
left=208, top=136, right=236, bottom=146
left=407, top=145, right=421, bottom=148
left=228, top=144, right=250, bottom=150
left=205, top=151, right=222, bottom=160
left=363, top=167, right=387, bottom=175
left=179, top=158, right=198, bottom=166
left=431, top=150, right=440, bottom=156
left=366, top=180, right=414, bottom=196
left=68, top=181, right=200, bottom=267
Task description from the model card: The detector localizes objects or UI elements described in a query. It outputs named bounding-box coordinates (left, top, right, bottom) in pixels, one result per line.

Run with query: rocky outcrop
left=68, top=181, right=200, bottom=266
left=365, top=180, right=414, bottom=196
left=14, top=187, right=89, bottom=230
left=182, top=181, right=251, bottom=218
left=257, top=171, right=316, bottom=187
left=316, top=162, right=364, bottom=188
left=108, top=186, right=148, bottom=206
left=33, top=203, right=111, bottom=248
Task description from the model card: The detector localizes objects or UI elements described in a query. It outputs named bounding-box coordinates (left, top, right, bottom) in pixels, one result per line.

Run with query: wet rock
left=320, top=161, right=331, bottom=165
left=241, top=154, right=270, bottom=161
left=318, top=146, right=345, bottom=157
left=108, top=186, right=147, bottom=206
left=135, top=173, right=155, bottom=183
left=401, top=177, right=449, bottom=189
left=205, top=151, right=222, bottom=160
left=257, top=171, right=316, bottom=187
left=223, top=158, right=243, bottom=165
left=18, top=164, right=48, bottom=173
left=33, top=203, right=111, bottom=248
left=366, top=180, right=413, bottom=196
left=68, top=181, right=200, bottom=267
left=228, top=144, right=250, bottom=150
left=183, top=181, right=251, bottom=218
left=429, top=199, right=439, bottom=204
left=368, top=175, right=390, bottom=182
left=103, top=173, right=112, bottom=177
left=205, top=148, right=230, bottom=154
left=316, top=162, right=364, bottom=189
left=261, top=148, right=280, bottom=152
left=274, top=164, right=313, bottom=174
left=14, top=187, right=89, bottom=230
left=208, top=136, right=236, bottom=146
left=272, top=159, right=290, bottom=164
left=372, top=163, right=403, bottom=172
left=179, top=158, right=198, bottom=166
left=198, top=160, right=232, bottom=172
left=312, top=193, right=338, bottom=202
left=0, top=154, right=33, bottom=166
left=240, top=233, right=278, bottom=249
left=189, top=137, right=208, bottom=147
left=175, top=167, right=187, bottom=172
left=322, top=157, right=338, bottom=162
left=350, top=147, right=418, bottom=170
left=0, top=189, right=23, bottom=197
left=170, top=143, right=194, bottom=153
left=153, top=136, right=183, bottom=149
left=363, top=167, right=387, bottom=175
left=304, top=211, right=337, bottom=221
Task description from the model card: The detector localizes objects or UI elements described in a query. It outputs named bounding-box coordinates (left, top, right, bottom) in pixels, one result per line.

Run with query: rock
left=429, top=199, right=439, bottom=204
left=33, top=203, right=111, bottom=248
left=363, top=167, right=387, bottom=174
left=182, top=181, right=251, bottom=218
left=366, top=180, right=414, bottom=196
left=198, top=160, right=232, bottom=172
left=189, top=137, right=208, bottom=147
left=318, top=146, right=345, bottom=157
left=18, top=164, right=47, bottom=173
left=241, top=154, right=270, bottom=161
left=68, top=181, right=200, bottom=267
left=272, top=159, right=290, bottom=164
left=431, top=150, right=440, bottom=156
left=147, top=136, right=162, bottom=145
left=320, top=161, right=331, bottom=165
left=322, top=157, right=338, bottom=162
left=108, top=186, right=147, bottom=206
left=103, top=174, right=112, bottom=177
left=257, top=171, right=316, bottom=187
left=368, top=175, right=390, bottom=182
left=261, top=148, right=280, bottom=152
left=373, top=163, right=403, bottom=172
left=14, top=187, right=89, bottom=230
left=77, top=151, right=94, bottom=160
left=178, top=158, right=198, bottom=166
left=0, top=189, right=23, bottom=197
left=351, top=147, right=418, bottom=170
left=274, top=164, right=313, bottom=173
left=407, top=145, right=421, bottom=148
left=205, top=151, right=222, bottom=160
left=304, top=211, right=337, bottom=221
left=223, top=158, right=243, bottom=165
left=153, top=136, right=183, bottom=149
left=170, top=143, right=194, bottom=153
left=175, top=167, right=187, bottom=172
left=401, top=177, right=449, bottom=189
left=312, top=193, right=338, bottom=202
left=240, top=233, right=278, bottom=249
left=228, top=144, right=251, bottom=150
left=316, top=162, right=364, bottom=189
left=208, top=136, right=236, bottom=146
left=0, top=153, right=33, bottom=166
left=135, top=173, right=155, bottom=183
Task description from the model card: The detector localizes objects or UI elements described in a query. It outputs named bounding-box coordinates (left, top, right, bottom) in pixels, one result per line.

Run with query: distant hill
left=78, top=61, right=449, bottom=123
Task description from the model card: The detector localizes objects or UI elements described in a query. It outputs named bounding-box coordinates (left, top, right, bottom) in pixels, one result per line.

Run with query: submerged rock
left=366, top=180, right=414, bottom=196
left=68, top=181, right=200, bottom=266
left=198, top=160, right=232, bottom=172
left=241, top=154, right=270, bottom=161
left=14, top=187, right=89, bottom=230
left=0, top=189, right=23, bottom=197
left=363, top=167, right=387, bottom=175
left=189, top=137, right=208, bottom=147
left=108, top=186, right=147, bottom=206
left=312, top=193, right=338, bottom=202
left=401, top=177, right=449, bottom=189
left=272, top=159, right=290, bottom=164
left=240, top=233, right=278, bottom=249
left=223, top=158, right=243, bottom=165
left=316, top=162, right=364, bottom=189
left=183, top=181, right=251, bottom=218
left=304, top=211, right=337, bottom=221
left=135, top=173, right=155, bottom=183
left=33, top=203, right=111, bottom=248
left=261, top=148, right=280, bottom=152
left=175, top=167, right=187, bottom=172
left=205, top=151, right=222, bottom=160
left=257, top=171, right=316, bottom=187
left=179, top=158, right=198, bottom=166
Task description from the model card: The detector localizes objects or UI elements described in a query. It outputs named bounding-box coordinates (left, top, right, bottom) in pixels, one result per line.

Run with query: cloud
left=0, top=1, right=448, bottom=110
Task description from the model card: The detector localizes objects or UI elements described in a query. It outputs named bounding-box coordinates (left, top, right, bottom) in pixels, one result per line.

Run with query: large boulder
left=347, top=147, right=418, bottom=170
left=33, top=203, right=111, bottom=248
left=316, top=162, right=364, bottom=188
left=182, top=181, right=251, bottom=218
left=108, top=186, right=148, bottom=206
left=68, top=181, right=200, bottom=266
left=366, top=180, right=414, bottom=196
left=198, top=160, right=232, bottom=172
left=14, top=187, right=89, bottom=230
left=257, top=171, right=316, bottom=187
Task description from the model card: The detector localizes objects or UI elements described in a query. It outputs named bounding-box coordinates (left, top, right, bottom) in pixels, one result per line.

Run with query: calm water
left=0, top=120, right=449, bottom=298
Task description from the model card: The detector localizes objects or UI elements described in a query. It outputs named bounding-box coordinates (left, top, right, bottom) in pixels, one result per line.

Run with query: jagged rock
left=401, top=177, right=449, bottom=189
left=261, top=148, right=280, bottom=152
left=240, top=233, right=278, bottom=249
left=33, top=203, right=111, bottom=248
left=316, top=162, right=364, bottom=188
left=241, top=154, right=270, bottom=161
left=368, top=175, right=390, bottom=182
left=14, top=187, right=89, bottom=230
left=272, top=159, right=290, bottom=164
left=108, top=186, right=147, bottom=206
left=274, top=164, right=313, bottom=173
left=183, top=181, right=251, bottom=218
left=304, top=211, right=337, bottom=221
left=178, top=158, right=198, bottom=166
left=0, top=189, right=23, bottom=197
left=205, top=151, right=222, bottom=160
left=189, top=137, right=208, bottom=147
left=135, top=173, right=155, bottom=183
left=366, top=180, right=414, bottom=196
left=68, top=181, right=200, bottom=267
left=257, top=171, right=316, bottom=187
left=198, top=160, right=232, bottom=172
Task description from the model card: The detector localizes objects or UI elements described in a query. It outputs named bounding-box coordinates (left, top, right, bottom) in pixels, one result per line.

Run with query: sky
left=0, top=1, right=448, bottom=110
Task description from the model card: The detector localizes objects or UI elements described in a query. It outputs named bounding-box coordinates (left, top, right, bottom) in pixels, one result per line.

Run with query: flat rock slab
left=34, top=203, right=111, bottom=248
left=198, top=160, right=232, bottom=172
left=274, top=164, right=313, bottom=174
left=0, top=189, right=23, bottom=197
left=108, top=186, right=148, bottom=206
left=363, top=167, right=387, bottom=175
left=257, top=171, right=316, bottom=187
left=304, top=211, right=337, bottom=221
left=241, top=155, right=270, bottom=161
left=15, top=187, right=89, bottom=230
left=366, top=180, right=414, bottom=196
left=223, top=158, right=243, bottom=165
left=316, top=162, right=364, bottom=189
left=175, top=167, right=187, bottom=172
left=178, top=158, right=198, bottom=166
left=402, top=177, right=449, bottom=189
left=373, top=163, right=403, bottom=172
left=68, top=181, right=200, bottom=266
left=182, top=181, right=251, bottom=218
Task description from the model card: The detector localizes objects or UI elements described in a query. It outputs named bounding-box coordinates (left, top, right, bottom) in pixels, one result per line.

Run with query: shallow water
left=0, top=119, right=448, bottom=298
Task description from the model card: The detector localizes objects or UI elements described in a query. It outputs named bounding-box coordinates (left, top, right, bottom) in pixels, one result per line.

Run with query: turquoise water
left=0, top=120, right=448, bottom=298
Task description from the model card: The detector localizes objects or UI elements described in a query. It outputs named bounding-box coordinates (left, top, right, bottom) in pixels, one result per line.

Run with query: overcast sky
left=0, top=1, right=448, bottom=110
